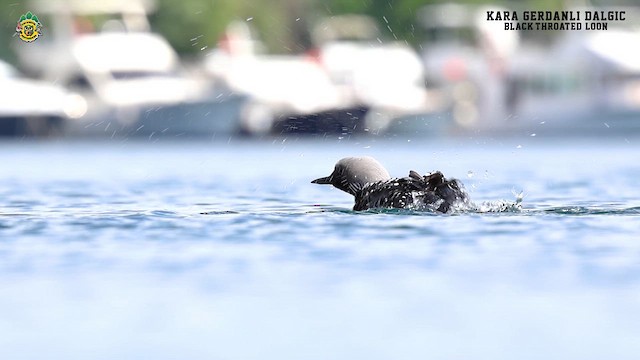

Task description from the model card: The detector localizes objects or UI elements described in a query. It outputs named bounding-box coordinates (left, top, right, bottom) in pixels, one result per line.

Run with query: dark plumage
left=312, top=157, right=469, bottom=212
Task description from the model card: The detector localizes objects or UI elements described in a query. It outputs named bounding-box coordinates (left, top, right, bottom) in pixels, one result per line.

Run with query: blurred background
left=1, top=0, right=639, bottom=139
left=2, top=2, right=640, bottom=359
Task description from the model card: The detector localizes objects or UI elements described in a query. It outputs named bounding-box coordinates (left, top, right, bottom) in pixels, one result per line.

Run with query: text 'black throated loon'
left=312, top=156, right=469, bottom=212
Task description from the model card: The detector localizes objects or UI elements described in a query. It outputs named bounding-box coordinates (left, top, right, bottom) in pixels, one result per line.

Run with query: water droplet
left=604, top=122, right=610, bottom=128
left=530, top=133, right=536, bottom=137
left=467, top=171, right=474, bottom=178
left=246, top=17, right=253, bottom=21
left=516, top=145, right=522, bottom=149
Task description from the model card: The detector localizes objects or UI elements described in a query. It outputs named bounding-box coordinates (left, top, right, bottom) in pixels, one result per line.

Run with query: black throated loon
left=311, top=156, right=469, bottom=212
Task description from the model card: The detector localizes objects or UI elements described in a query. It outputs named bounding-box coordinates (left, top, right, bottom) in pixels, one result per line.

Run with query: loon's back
left=354, top=171, right=468, bottom=212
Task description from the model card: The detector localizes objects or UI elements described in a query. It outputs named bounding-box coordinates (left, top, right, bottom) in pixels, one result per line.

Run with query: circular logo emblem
left=16, top=12, right=42, bottom=43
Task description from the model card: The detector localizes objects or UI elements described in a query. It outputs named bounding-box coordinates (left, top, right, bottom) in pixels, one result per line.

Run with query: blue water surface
left=1, top=136, right=639, bottom=360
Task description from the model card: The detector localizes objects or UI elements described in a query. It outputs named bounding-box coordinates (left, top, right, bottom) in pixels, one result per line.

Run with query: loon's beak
left=311, top=175, right=332, bottom=184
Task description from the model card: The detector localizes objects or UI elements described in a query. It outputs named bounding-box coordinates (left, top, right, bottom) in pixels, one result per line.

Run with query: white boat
left=503, top=27, right=640, bottom=135
left=416, top=3, right=640, bottom=136
left=0, top=60, right=78, bottom=136
left=204, top=16, right=430, bottom=136
left=16, top=0, right=243, bottom=138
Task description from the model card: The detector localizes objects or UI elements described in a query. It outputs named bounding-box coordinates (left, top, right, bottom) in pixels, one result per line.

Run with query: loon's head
left=312, top=156, right=391, bottom=195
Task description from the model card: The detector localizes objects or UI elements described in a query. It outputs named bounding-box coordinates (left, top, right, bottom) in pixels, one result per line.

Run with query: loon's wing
left=423, top=171, right=446, bottom=188
left=423, top=172, right=468, bottom=212
left=409, top=170, right=422, bottom=181
left=410, top=170, right=447, bottom=189
left=353, top=177, right=424, bottom=211
left=353, top=172, right=469, bottom=212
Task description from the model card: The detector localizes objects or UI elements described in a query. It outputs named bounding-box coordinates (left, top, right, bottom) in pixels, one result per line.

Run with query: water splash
left=470, top=199, right=523, bottom=213
left=446, top=189, right=524, bottom=214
